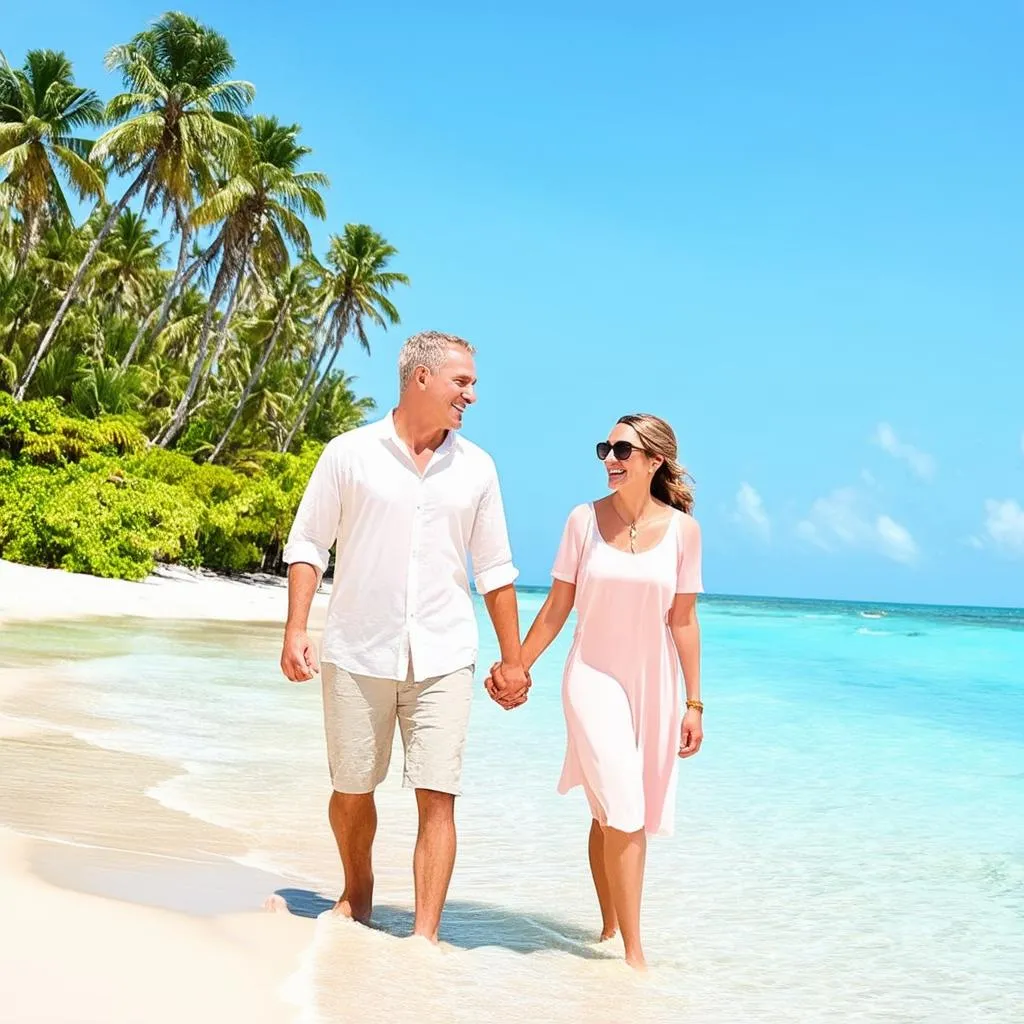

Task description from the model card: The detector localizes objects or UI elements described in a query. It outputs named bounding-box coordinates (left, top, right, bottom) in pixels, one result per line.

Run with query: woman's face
left=599, top=423, right=661, bottom=494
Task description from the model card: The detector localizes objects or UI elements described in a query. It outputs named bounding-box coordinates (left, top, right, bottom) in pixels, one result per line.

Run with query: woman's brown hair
left=617, top=413, right=695, bottom=514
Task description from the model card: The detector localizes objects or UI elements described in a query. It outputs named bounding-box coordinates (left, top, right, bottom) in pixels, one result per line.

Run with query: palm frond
left=207, top=80, right=256, bottom=114
left=190, top=175, right=254, bottom=227
left=91, top=113, right=164, bottom=162
left=51, top=145, right=105, bottom=200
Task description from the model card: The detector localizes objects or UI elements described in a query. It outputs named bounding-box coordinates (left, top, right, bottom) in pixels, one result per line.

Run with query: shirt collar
left=381, top=410, right=457, bottom=467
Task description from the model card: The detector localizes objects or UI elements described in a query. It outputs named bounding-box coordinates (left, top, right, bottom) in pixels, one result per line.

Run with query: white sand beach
left=0, top=557, right=329, bottom=628
left=0, top=559, right=327, bottom=1024
left=4, top=558, right=1023, bottom=1023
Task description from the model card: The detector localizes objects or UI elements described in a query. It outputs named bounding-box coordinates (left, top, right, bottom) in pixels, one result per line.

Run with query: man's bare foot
left=263, top=894, right=289, bottom=913
left=332, top=893, right=372, bottom=925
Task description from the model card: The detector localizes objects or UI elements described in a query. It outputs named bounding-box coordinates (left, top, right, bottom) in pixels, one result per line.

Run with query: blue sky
left=6, top=2, right=1024, bottom=605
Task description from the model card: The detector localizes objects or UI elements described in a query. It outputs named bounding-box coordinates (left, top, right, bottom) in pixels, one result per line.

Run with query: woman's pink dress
left=552, top=503, right=703, bottom=837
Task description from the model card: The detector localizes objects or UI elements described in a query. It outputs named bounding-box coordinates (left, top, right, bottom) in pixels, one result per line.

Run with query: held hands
left=485, top=660, right=531, bottom=711
left=281, top=629, right=320, bottom=682
left=678, top=707, right=703, bottom=758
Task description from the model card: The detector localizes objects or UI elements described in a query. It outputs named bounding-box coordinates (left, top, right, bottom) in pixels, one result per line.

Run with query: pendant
left=629, top=522, right=638, bottom=552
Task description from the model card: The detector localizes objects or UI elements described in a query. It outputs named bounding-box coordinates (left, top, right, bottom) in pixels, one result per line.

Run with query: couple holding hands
left=280, top=331, right=703, bottom=971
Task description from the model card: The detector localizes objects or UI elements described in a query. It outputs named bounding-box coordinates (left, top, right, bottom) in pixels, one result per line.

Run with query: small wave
left=280, top=911, right=667, bottom=1024
left=860, top=611, right=888, bottom=619
left=855, top=627, right=896, bottom=637
left=145, top=766, right=236, bottom=831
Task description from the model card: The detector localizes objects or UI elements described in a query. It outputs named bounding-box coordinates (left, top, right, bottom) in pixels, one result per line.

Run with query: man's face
left=423, top=346, right=477, bottom=430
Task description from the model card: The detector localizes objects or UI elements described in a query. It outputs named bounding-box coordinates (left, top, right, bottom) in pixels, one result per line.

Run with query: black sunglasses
left=596, top=440, right=648, bottom=461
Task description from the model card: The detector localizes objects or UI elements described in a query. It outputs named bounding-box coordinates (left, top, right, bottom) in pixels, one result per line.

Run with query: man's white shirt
left=283, top=413, right=518, bottom=681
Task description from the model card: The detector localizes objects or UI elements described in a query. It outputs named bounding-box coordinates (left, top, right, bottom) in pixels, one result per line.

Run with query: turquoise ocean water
left=3, top=591, right=1023, bottom=1022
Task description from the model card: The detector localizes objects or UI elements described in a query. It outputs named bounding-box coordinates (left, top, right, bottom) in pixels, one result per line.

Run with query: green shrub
left=0, top=458, right=202, bottom=580
left=0, top=397, right=327, bottom=581
left=0, top=394, right=146, bottom=463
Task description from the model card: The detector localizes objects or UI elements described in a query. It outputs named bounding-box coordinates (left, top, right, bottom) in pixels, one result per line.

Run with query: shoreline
left=0, top=559, right=330, bottom=1023
left=0, top=825, right=316, bottom=1024
left=0, top=713, right=321, bottom=1023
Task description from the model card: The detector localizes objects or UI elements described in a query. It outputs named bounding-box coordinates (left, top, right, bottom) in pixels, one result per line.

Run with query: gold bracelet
left=686, top=699, right=704, bottom=713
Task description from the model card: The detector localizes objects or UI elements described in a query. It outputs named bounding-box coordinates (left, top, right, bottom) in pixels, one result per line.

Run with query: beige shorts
left=321, top=662, right=474, bottom=796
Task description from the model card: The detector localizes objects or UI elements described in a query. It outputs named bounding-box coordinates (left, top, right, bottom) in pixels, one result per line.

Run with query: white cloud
left=873, top=422, right=936, bottom=481
left=876, top=515, right=919, bottom=564
left=979, top=499, right=1024, bottom=558
left=797, top=486, right=919, bottom=564
left=733, top=482, right=770, bottom=540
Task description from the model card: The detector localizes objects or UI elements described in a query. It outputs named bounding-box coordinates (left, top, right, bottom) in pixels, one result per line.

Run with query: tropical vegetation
left=0, top=13, right=409, bottom=578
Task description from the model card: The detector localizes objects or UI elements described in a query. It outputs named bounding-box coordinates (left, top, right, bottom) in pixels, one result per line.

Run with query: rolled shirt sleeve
left=282, top=440, right=343, bottom=574
left=469, top=461, right=519, bottom=594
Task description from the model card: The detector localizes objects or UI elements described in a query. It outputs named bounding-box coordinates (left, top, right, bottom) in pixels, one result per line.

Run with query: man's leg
left=322, top=663, right=398, bottom=925
left=412, top=788, right=457, bottom=941
left=398, top=665, right=474, bottom=943
left=329, top=791, right=377, bottom=923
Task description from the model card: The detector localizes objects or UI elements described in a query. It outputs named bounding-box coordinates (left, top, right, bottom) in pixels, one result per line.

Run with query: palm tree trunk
left=197, top=249, right=249, bottom=399
left=6, top=279, right=40, bottom=354
left=122, top=223, right=224, bottom=372
left=280, top=332, right=343, bottom=453
left=209, top=294, right=292, bottom=463
left=120, top=306, right=159, bottom=369
left=14, top=165, right=150, bottom=400
left=137, top=213, right=191, bottom=357
left=155, top=256, right=232, bottom=448
left=147, top=231, right=223, bottom=348
left=15, top=207, right=40, bottom=273
left=292, top=310, right=332, bottom=402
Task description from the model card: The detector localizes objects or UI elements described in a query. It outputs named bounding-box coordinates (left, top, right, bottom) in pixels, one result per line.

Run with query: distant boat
left=860, top=610, right=888, bottom=619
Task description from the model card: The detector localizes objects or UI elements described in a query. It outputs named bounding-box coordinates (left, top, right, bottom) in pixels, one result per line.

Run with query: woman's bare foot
left=624, top=950, right=648, bottom=972
left=598, top=927, right=618, bottom=942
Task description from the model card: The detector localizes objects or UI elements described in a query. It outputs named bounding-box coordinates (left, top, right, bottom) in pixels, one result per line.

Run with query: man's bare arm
left=281, top=563, right=321, bottom=681
left=482, top=584, right=530, bottom=706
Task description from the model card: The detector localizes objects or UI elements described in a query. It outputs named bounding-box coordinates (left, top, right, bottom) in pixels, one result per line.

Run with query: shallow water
left=2, top=593, right=1023, bottom=1022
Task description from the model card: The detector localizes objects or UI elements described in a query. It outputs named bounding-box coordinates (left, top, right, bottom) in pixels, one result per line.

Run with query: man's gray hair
left=398, top=331, right=476, bottom=392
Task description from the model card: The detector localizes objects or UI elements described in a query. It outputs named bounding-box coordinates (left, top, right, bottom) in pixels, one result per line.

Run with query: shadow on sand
left=273, top=888, right=615, bottom=960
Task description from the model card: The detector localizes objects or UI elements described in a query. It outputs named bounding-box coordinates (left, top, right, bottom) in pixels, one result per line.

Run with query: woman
left=488, top=413, right=703, bottom=970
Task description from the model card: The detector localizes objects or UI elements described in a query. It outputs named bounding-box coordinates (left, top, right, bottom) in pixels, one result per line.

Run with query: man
left=280, top=330, right=529, bottom=943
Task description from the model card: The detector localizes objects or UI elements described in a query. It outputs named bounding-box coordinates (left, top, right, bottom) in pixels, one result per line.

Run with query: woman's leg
left=602, top=824, right=647, bottom=969
left=587, top=816, right=618, bottom=940
left=565, top=665, right=646, bottom=960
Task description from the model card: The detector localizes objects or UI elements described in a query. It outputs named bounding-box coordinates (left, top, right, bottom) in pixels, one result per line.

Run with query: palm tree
left=92, top=209, right=166, bottom=319
left=302, top=369, right=376, bottom=443
left=0, top=49, right=104, bottom=269
left=157, top=114, right=327, bottom=447
left=208, top=258, right=318, bottom=461
left=14, top=13, right=254, bottom=400
left=280, top=224, right=407, bottom=452
left=124, top=221, right=223, bottom=368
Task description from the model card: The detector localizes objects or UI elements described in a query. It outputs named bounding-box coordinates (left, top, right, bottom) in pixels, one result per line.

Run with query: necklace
left=610, top=498, right=657, bottom=553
